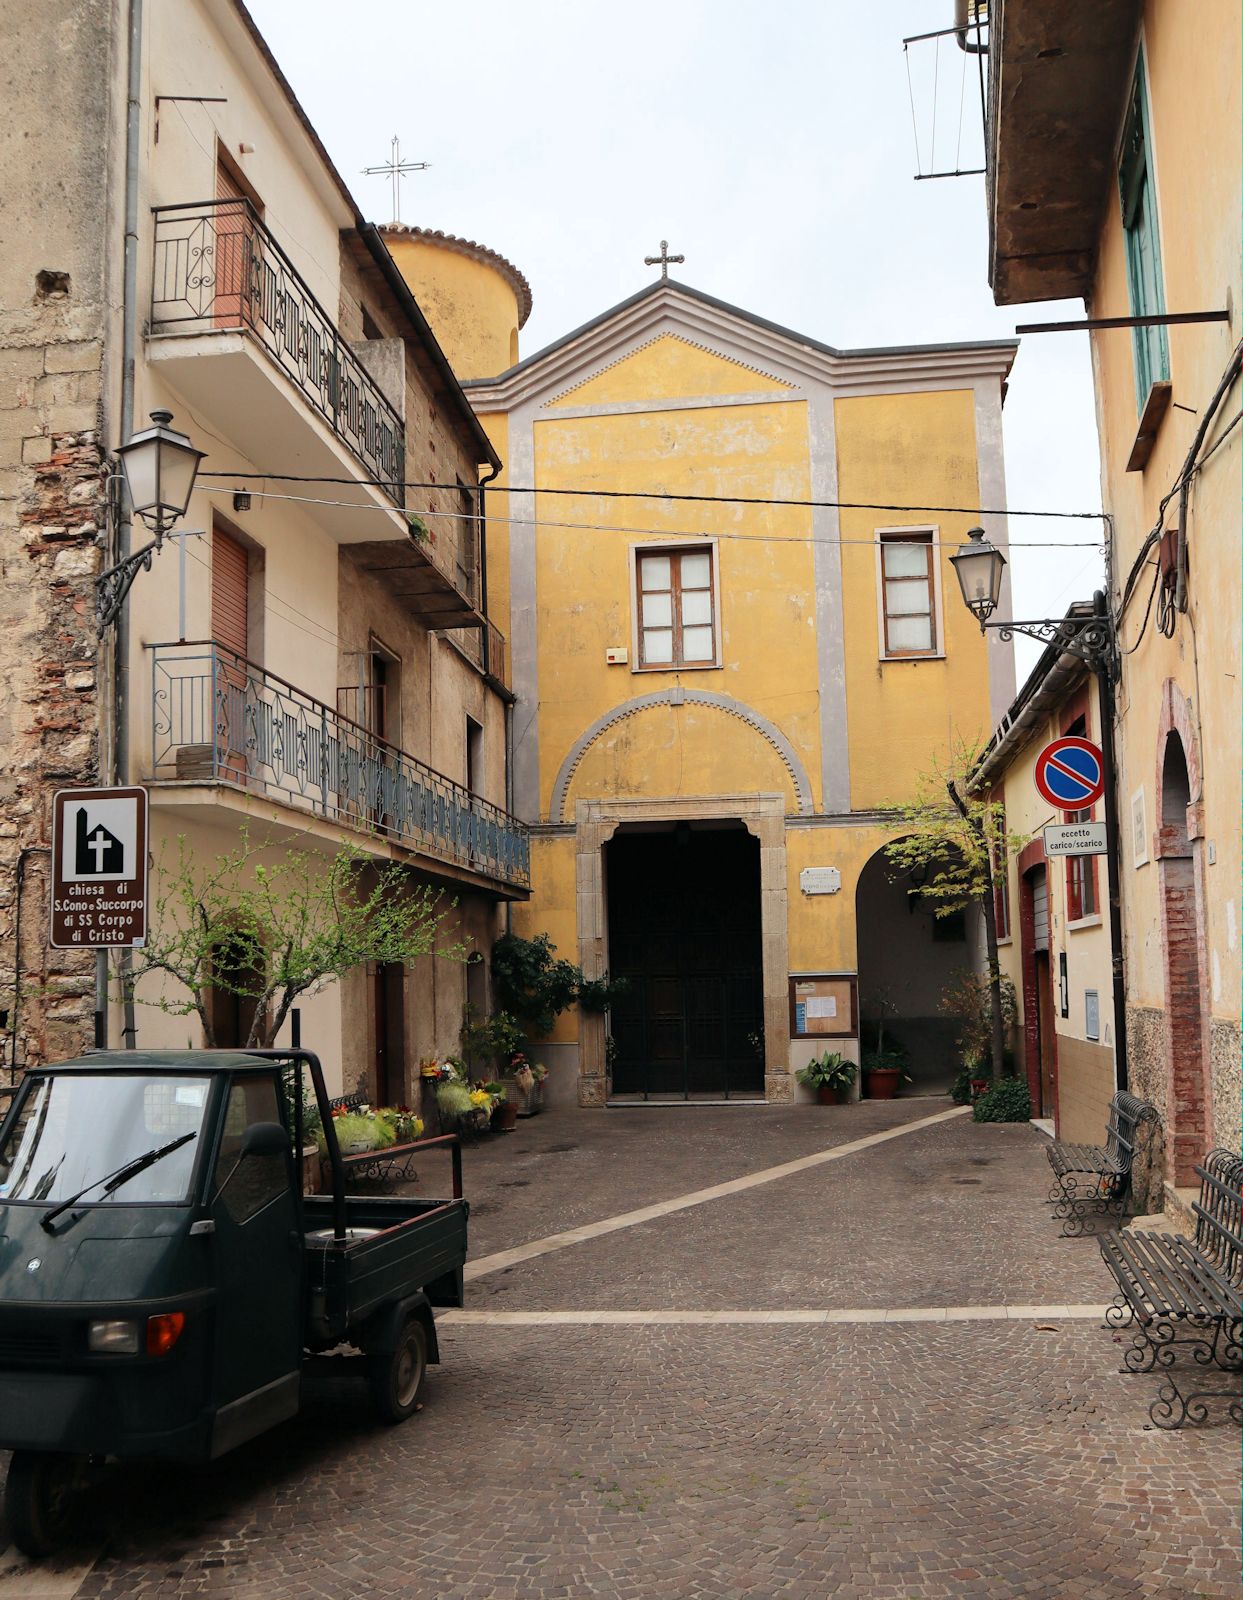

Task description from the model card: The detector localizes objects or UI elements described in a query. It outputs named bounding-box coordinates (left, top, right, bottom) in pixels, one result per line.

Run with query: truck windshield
left=0, top=1074, right=209, bottom=1206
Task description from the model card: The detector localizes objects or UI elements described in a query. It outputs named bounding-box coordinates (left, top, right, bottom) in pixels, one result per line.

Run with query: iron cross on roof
left=363, top=135, right=431, bottom=226
left=645, top=240, right=685, bottom=280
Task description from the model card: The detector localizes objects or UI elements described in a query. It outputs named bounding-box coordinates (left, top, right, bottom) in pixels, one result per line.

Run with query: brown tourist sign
left=50, top=787, right=149, bottom=949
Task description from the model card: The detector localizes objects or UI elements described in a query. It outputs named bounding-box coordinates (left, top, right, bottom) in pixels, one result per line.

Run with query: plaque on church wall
left=799, top=867, right=841, bottom=896
left=789, top=974, right=857, bottom=1039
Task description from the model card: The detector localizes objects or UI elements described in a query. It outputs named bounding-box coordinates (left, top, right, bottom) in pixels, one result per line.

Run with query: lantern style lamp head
left=116, top=409, right=205, bottom=542
left=949, top=525, right=1007, bottom=630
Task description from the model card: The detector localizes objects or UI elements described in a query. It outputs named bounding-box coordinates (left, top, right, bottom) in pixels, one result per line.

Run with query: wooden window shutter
left=212, top=526, right=250, bottom=660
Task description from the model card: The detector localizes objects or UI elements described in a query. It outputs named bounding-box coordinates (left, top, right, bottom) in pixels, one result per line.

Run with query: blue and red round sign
left=1034, top=736, right=1105, bottom=810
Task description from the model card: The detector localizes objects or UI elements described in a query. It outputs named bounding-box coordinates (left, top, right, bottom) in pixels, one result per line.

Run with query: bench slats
left=1101, top=1230, right=1242, bottom=1322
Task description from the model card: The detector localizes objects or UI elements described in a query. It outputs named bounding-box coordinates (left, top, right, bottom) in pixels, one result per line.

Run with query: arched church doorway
left=1158, top=730, right=1208, bottom=1183
left=855, top=846, right=977, bottom=1094
left=606, top=821, right=764, bottom=1099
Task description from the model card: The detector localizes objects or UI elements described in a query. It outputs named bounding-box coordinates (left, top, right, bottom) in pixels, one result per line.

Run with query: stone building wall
left=0, top=0, right=118, bottom=1068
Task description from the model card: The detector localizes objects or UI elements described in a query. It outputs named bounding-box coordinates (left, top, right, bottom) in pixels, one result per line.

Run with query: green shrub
left=972, top=1076, right=1032, bottom=1123
left=436, top=1082, right=474, bottom=1118
left=332, top=1113, right=381, bottom=1150
left=795, top=1051, right=857, bottom=1093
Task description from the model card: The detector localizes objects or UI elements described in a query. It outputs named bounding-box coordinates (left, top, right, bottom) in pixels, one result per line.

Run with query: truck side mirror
left=241, top=1122, right=290, bottom=1159
left=213, top=1121, right=292, bottom=1208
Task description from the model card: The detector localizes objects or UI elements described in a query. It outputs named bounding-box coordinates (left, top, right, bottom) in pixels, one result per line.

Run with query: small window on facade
left=636, top=546, right=717, bottom=668
left=465, top=714, right=484, bottom=795
left=879, top=532, right=937, bottom=657
left=1119, top=55, right=1170, bottom=408
left=455, top=479, right=478, bottom=604
left=1062, top=712, right=1099, bottom=921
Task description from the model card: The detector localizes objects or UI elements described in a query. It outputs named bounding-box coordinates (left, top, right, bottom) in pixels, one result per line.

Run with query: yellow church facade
left=389, top=236, right=1018, bottom=1106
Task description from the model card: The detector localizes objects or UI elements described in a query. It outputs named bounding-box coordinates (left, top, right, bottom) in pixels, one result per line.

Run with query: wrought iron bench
left=1045, top=1089, right=1158, bottom=1236
left=323, top=1093, right=421, bottom=1188
left=1099, top=1148, right=1243, bottom=1429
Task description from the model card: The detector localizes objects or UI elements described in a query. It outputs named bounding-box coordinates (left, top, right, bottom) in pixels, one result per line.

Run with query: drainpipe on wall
left=112, top=0, right=144, bottom=1050
left=477, top=460, right=513, bottom=935
left=953, top=0, right=987, bottom=52
left=1094, top=591, right=1129, bottom=1093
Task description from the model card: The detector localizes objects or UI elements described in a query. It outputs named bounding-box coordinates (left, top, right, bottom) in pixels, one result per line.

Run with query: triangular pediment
left=544, top=332, right=791, bottom=409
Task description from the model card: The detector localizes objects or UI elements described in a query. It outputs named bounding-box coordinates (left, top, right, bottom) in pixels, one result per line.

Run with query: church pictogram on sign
left=51, top=787, right=149, bottom=949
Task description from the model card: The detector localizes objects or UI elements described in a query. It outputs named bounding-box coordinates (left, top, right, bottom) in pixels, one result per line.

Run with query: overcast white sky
left=248, top=0, right=1106, bottom=682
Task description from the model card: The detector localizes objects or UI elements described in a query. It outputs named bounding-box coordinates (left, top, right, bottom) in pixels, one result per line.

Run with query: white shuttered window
left=879, top=532, right=937, bottom=657
left=637, top=546, right=717, bottom=668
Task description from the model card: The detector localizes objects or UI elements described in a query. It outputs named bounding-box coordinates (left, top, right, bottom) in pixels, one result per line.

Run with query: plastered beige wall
left=1090, top=5, right=1241, bottom=1028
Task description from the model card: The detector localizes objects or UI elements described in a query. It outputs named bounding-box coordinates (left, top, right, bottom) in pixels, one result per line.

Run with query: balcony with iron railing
left=149, top=641, right=530, bottom=893
left=151, top=199, right=404, bottom=488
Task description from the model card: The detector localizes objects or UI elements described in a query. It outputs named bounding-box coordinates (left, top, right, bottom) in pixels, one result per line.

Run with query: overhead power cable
left=228, top=487, right=1107, bottom=550
left=198, top=471, right=1106, bottom=524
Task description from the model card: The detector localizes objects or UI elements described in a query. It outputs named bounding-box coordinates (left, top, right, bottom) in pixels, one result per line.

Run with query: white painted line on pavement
left=464, top=1104, right=971, bottom=1282
left=440, top=1304, right=1111, bottom=1327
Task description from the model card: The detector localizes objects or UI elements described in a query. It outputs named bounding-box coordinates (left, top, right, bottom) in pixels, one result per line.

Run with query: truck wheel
left=368, top=1316, right=427, bottom=1424
left=5, top=1450, right=81, bottom=1558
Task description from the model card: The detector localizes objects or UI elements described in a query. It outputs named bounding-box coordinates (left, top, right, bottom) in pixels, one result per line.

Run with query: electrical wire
left=904, top=42, right=923, bottom=175
left=197, top=471, right=1106, bottom=525
left=221, top=486, right=1107, bottom=550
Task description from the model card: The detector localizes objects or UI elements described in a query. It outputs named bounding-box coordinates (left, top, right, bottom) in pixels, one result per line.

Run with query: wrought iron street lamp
left=948, top=525, right=1006, bottom=625
left=98, top=410, right=205, bottom=630
left=950, top=526, right=1113, bottom=671
left=949, top=526, right=1130, bottom=1094
left=115, top=409, right=205, bottom=540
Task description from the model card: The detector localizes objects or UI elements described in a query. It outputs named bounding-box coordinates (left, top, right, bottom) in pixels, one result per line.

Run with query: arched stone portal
left=855, top=845, right=979, bottom=1094
left=1156, top=726, right=1211, bottom=1183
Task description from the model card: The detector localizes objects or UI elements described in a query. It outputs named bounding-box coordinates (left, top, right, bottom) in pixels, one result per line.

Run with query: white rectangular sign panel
left=799, top=867, right=841, bottom=896
left=1043, top=821, right=1108, bottom=858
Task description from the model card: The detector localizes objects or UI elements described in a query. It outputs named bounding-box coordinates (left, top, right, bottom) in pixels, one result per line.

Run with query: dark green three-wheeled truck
left=0, top=1048, right=469, bottom=1556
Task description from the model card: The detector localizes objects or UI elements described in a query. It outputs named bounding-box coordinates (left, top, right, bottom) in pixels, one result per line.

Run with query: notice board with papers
left=789, top=974, right=857, bottom=1039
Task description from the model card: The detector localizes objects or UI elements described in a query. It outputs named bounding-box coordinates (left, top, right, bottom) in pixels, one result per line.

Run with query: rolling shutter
left=1031, top=867, right=1049, bottom=952
left=212, top=526, right=249, bottom=659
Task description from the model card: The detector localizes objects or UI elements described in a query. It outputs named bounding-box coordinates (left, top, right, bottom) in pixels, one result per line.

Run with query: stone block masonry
left=0, top=406, right=105, bottom=1069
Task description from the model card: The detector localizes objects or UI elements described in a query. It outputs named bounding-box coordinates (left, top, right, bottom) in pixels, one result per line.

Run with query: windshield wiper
left=40, top=1132, right=197, bottom=1232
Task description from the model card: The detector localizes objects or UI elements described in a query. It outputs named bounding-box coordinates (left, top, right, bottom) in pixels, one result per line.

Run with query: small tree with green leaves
left=883, top=741, right=1026, bottom=1085
left=124, top=830, right=458, bottom=1048
left=491, top=931, right=628, bottom=1039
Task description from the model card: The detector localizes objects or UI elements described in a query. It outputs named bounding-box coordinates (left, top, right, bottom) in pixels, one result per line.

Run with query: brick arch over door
left=549, top=689, right=815, bottom=823
left=1154, top=679, right=1212, bottom=1183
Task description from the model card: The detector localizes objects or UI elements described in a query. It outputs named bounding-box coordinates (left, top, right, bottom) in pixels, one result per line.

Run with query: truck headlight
left=88, top=1319, right=140, bottom=1354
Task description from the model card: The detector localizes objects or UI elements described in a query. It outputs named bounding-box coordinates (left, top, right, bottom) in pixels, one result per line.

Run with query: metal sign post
left=50, top=787, right=149, bottom=950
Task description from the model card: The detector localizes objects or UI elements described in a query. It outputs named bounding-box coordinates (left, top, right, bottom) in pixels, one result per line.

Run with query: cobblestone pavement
left=3, top=1099, right=1240, bottom=1598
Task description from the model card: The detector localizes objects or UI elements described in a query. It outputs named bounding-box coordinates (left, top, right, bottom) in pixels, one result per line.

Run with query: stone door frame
left=575, top=794, right=790, bottom=1106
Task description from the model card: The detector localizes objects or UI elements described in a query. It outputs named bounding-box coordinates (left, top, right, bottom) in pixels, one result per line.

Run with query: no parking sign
left=1034, top=737, right=1105, bottom=810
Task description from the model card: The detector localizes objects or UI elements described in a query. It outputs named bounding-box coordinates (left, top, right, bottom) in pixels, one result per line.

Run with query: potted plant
left=795, top=1050, right=857, bottom=1105
left=435, top=1080, right=474, bottom=1130
left=861, top=1049, right=910, bottom=1101
left=485, top=1080, right=519, bottom=1133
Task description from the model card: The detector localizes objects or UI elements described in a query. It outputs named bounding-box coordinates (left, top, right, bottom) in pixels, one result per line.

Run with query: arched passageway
left=1158, top=731, right=1209, bottom=1182
left=855, top=846, right=979, bottom=1093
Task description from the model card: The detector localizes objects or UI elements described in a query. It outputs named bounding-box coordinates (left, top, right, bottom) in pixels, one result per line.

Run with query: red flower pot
left=816, top=1085, right=841, bottom=1105
left=495, top=1099, right=519, bottom=1132
left=864, top=1068, right=900, bottom=1100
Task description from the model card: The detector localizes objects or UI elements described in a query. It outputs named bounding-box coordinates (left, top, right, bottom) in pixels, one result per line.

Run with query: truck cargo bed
left=302, top=1194, right=468, bottom=1345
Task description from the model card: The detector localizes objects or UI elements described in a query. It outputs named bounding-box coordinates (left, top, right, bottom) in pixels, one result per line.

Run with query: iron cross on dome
left=363, top=135, right=430, bottom=226
left=645, top=240, right=685, bottom=280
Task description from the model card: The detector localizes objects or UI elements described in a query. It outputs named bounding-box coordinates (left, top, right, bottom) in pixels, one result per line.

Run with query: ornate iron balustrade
left=150, top=200, right=405, bottom=491
left=150, top=642, right=530, bottom=891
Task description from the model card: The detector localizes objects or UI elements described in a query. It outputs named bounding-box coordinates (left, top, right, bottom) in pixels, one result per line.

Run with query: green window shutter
left=1118, top=57, right=1170, bottom=409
